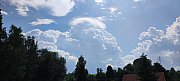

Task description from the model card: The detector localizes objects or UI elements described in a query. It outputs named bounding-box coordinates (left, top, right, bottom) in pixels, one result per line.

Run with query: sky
left=1, top=0, right=180, bottom=73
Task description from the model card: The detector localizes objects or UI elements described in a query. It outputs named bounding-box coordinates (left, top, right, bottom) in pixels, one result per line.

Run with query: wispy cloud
left=15, top=5, right=29, bottom=16
left=30, top=19, right=55, bottom=26
left=108, top=7, right=118, bottom=15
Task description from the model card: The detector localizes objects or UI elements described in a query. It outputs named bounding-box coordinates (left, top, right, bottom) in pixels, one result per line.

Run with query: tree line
left=0, top=9, right=180, bottom=81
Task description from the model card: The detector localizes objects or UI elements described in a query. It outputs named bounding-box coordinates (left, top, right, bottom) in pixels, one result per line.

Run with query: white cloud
left=107, top=7, right=120, bottom=19
left=96, top=16, right=106, bottom=22
left=7, top=0, right=75, bottom=16
left=25, top=17, right=123, bottom=72
left=166, top=18, right=180, bottom=45
left=68, top=56, right=78, bottom=62
left=101, top=7, right=106, bottom=10
left=109, top=7, right=118, bottom=15
left=133, top=0, right=143, bottom=2
left=70, top=17, right=106, bottom=29
left=121, top=55, right=137, bottom=66
left=1, top=10, right=8, bottom=15
left=67, top=17, right=123, bottom=71
left=131, top=17, right=180, bottom=70
left=30, top=19, right=55, bottom=26
left=139, top=27, right=164, bottom=41
left=15, top=5, right=29, bottom=16
left=25, top=29, right=78, bottom=63
left=95, top=0, right=105, bottom=4
left=175, top=66, right=180, bottom=70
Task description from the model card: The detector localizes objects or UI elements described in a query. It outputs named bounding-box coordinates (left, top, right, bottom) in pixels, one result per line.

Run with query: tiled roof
left=123, top=74, right=138, bottom=81
left=122, top=72, right=166, bottom=81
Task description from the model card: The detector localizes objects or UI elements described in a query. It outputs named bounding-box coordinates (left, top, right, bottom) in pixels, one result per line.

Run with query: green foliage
left=35, top=49, right=67, bottom=81
left=64, top=73, right=76, bottom=81
left=133, top=53, right=157, bottom=81
left=96, top=68, right=106, bottom=81
left=123, top=63, right=134, bottom=74
left=153, top=62, right=166, bottom=72
left=114, top=68, right=123, bottom=81
left=176, top=71, right=180, bottom=81
left=106, top=65, right=115, bottom=81
left=23, top=36, right=38, bottom=81
left=87, top=74, right=96, bottom=81
left=0, top=9, right=9, bottom=81
left=167, top=68, right=180, bottom=81
left=75, top=56, right=88, bottom=81
left=0, top=13, right=66, bottom=81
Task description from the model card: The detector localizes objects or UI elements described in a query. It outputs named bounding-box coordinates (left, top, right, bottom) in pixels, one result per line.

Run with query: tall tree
left=168, top=68, right=176, bottom=81
left=0, top=9, right=2, bottom=28
left=23, top=36, right=39, bottom=81
left=0, top=9, right=7, bottom=44
left=35, top=49, right=66, bottom=81
left=0, top=8, right=10, bottom=81
left=75, top=56, right=88, bottom=81
left=51, top=56, right=67, bottom=81
left=133, top=54, right=157, bottom=81
left=7, top=25, right=26, bottom=81
left=106, top=65, right=114, bottom=81
left=34, top=49, right=52, bottom=81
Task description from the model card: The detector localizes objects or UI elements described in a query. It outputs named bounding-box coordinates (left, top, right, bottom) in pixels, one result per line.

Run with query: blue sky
left=1, top=0, right=180, bottom=73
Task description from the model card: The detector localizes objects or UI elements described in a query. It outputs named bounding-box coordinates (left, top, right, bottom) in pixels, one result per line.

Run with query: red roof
left=122, top=72, right=166, bottom=81
left=123, top=74, right=138, bottom=81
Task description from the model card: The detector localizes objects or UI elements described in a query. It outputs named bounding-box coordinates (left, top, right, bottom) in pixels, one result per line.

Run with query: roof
left=122, top=72, right=166, bottom=81
left=123, top=74, right=138, bottom=81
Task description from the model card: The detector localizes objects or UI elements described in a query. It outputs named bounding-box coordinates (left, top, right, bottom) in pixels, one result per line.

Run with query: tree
left=153, top=63, right=166, bottom=72
left=175, top=71, right=180, bottom=81
left=114, top=68, right=124, bottom=81
left=64, top=73, right=76, bottom=81
left=87, top=74, right=96, bottom=81
left=123, top=63, right=134, bottom=74
left=0, top=11, right=68, bottom=81
left=7, top=25, right=26, bottom=81
left=96, top=68, right=106, bottom=81
left=35, top=49, right=66, bottom=81
left=75, top=56, right=88, bottom=81
left=0, top=9, right=7, bottom=44
left=133, top=54, right=157, bottom=81
left=0, top=8, right=10, bottom=81
left=23, top=36, right=39, bottom=81
left=106, top=65, right=114, bottom=81
left=51, top=56, right=67, bottom=81
left=168, top=68, right=176, bottom=81
left=0, top=9, right=2, bottom=28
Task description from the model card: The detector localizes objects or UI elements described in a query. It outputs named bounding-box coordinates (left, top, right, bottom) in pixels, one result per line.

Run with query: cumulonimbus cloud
left=25, top=17, right=123, bottom=72
left=131, top=17, right=180, bottom=70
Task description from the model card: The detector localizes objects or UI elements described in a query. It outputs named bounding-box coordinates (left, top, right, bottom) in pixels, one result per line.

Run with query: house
left=122, top=72, right=166, bottom=81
